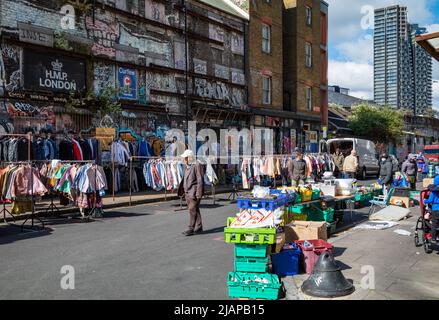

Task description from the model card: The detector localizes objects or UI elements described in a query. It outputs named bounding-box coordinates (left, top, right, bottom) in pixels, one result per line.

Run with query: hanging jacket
left=59, top=140, right=74, bottom=160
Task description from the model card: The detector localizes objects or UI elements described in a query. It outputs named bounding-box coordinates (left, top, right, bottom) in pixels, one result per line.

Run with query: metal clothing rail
left=0, top=161, right=43, bottom=230
left=128, top=156, right=172, bottom=207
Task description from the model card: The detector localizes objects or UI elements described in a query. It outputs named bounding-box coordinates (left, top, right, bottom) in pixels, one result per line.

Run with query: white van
left=320, top=138, right=380, bottom=180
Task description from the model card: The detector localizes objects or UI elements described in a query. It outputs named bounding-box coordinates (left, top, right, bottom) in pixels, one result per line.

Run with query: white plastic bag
left=252, top=186, right=270, bottom=199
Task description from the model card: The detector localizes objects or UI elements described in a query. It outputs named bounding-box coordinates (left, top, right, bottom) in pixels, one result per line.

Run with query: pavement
left=283, top=208, right=439, bottom=300
left=1, top=179, right=437, bottom=300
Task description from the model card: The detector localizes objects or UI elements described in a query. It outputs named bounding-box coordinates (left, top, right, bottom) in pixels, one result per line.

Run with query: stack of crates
left=225, top=196, right=282, bottom=300
left=228, top=243, right=281, bottom=300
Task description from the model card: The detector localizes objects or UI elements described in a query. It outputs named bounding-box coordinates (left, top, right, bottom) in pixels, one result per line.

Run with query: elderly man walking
left=343, top=150, right=358, bottom=179
left=178, top=149, right=205, bottom=236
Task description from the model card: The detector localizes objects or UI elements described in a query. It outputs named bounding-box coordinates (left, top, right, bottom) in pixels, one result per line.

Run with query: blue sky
left=326, top=0, right=439, bottom=109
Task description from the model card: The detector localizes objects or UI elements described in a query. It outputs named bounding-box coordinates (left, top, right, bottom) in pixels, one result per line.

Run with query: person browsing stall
left=289, top=149, right=307, bottom=187
left=401, top=155, right=418, bottom=190
left=343, top=150, right=358, bottom=179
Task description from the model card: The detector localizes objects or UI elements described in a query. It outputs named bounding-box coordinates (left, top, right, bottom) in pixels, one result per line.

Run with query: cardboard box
left=390, top=196, right=411, bottom=208
left=285, top=221, right=327, bottom=242
left=423, top=178, right=434, bottom=189
left=268, top=233, right=285, bottom=254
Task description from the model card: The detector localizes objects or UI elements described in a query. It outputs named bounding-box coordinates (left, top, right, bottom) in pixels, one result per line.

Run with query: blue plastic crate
left=237, top=196, right=287, bottom=211
left=270, top=189, right=296, bottom=203
left=271, top=243, right=301, bottom=277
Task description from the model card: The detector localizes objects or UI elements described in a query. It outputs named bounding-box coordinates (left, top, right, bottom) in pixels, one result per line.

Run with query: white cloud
left=326, top=0, right=432, bottom=47
left=426, top=24, right=439, bottom=33
left=328, top=60, right=374, bottom=100
left=335, top=35, right=373, bottom=64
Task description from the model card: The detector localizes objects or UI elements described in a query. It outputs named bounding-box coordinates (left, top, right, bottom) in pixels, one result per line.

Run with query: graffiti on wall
left=94, top=62, right=116, bottom=95
left=0, top=44, right=22, bottom=94
left=174, top=40, right=186, bottom=70
left=231, top=69, right=245, bottom=85
left=86, top=16, right=120, bottom=58
left=231, top=33, right=244, bottom=55
left=209, top=24, right=225, bottom=43
left=146, top=72, right=177, bottom=93
left=215, top=64, right=229, bottom=80
left=119, top=24, right=173, bottom=67
left=194, top=78, right=244, bottom=107
left=193, top=59, right=207, bottom=75
left=145, top=0, right=166, bottom=24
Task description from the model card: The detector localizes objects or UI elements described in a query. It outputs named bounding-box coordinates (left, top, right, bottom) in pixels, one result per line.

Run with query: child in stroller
left=423, top=176, right=439, bottom=244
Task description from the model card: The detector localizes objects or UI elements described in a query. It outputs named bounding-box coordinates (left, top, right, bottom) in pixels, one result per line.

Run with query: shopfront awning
left=416, top=32, right=439, bottom=61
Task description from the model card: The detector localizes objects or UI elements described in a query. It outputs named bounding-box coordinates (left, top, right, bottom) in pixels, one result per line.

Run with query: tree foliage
left=348, top=104, right=404, bottom=143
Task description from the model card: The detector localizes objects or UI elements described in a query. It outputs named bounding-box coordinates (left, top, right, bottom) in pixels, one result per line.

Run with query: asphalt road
left=0, top=179, right=377, bottom=300
left=0, top=197, right=237, bottom=300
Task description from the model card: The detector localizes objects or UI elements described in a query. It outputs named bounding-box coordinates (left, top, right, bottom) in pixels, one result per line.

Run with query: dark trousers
left=345, top=172, right=356, bottom=179
left=431, top=211, right=439, bottom=241
left=186, top=197, right=202, bottom=231
left=407, top=175, right=416, bottom=190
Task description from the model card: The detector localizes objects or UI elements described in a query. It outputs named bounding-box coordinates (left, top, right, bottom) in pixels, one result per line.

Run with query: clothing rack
left=128, top=156, right=170, bottom=207
left=0, top=134, right=32, bottom=228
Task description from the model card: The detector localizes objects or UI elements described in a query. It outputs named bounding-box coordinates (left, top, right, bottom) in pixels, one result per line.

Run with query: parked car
left=320, top=138, right=380, bottom=180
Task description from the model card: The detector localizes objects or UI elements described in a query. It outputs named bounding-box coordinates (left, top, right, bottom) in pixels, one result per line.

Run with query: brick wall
left=248, top=0, right=283, bottom=110
left=283, top=0, right=326, bottom=123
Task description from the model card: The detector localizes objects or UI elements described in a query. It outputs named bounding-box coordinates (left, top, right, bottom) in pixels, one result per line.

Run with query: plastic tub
left=271, top=243, right=301, bottom=277
left=235, top=243, right=268, bottom=258
left=234, top=257, right=269, bottom=273
left=228, top=272, right=281, bottom=300
left=295, top=240, right=334, bottom=274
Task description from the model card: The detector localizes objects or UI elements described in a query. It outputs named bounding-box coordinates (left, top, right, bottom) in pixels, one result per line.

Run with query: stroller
left=414, top=189, right=439, bottom=254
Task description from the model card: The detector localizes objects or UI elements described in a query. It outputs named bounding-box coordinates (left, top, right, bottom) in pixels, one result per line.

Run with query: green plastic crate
left=307, top=208, right=334, bottom=222
left=227, top=272, right=281, bottom=300
left=234, top=257, right=269, bottom=273
left=287, top=205, right=309, bottom=214
left=224, top=218, right=276, bottom=244
left=235, top=244, right=268, bottom=258
left=311, top=189, right=321, bottom=200
left=354, top=192, right=372, bottom=202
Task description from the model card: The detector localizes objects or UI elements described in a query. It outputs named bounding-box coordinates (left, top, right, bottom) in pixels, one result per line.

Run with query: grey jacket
left=401, top=160, right=418, bottom=177
left=182, top=162, right=205, bottom=200
left=288, top=159, right=307, bottom=181
left=379, top=159, right=393, bottom=185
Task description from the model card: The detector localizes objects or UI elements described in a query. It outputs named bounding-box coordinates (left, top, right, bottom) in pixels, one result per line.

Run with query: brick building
left=0, top=0, right=250, bottom=139
left=283, top=0, right=329, bottom=152
left=246, top=0, right=328, bottom=154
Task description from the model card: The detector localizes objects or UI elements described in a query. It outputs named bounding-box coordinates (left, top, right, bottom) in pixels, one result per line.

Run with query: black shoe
left=194, top=227, right=203, bottom=234
left=182, top=230, right=195, bottom=236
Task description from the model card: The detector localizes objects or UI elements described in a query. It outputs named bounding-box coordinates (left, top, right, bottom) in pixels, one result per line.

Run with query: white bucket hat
left=181, top=149, right=194, bottom=158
